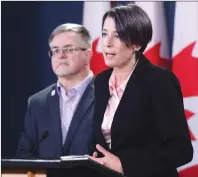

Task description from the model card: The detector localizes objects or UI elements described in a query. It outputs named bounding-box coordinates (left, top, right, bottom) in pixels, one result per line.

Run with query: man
left=17, top=23, right=95, bottom=158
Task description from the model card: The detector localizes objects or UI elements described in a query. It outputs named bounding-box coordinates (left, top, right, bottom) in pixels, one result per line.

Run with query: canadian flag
left=83, top=2, right=111, bottom=75
left=172, top=2, right=198, bottom=177
left=135, top=2, right=171, bottom=68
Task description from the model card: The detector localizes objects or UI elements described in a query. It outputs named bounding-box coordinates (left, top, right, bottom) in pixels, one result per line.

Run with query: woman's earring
left=135, top=47, right=141, bottom=52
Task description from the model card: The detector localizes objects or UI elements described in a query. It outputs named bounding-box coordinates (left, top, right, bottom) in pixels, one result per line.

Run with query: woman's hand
left=88, top=144, right=124, bottom=174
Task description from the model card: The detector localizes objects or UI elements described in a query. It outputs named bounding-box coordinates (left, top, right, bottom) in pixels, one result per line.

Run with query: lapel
left=47, top=84, right=63, bottom=156
left=95, top=69, right=112, bottom=151
left=94, top=54, right=152, bottom=151
left=63, top=78, right=95, bottom=154
left=110, top=54, right=152, bottom=150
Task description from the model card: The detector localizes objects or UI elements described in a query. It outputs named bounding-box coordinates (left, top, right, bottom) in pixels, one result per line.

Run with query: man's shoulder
left=29, top=83, right=56, bottom=102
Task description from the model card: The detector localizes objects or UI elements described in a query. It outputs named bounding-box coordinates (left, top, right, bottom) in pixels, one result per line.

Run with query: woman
left=90, top=4, right=193, bottom=177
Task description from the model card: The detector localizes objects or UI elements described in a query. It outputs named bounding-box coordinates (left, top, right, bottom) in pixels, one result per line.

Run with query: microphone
left=32, top=129, right=49, bottom=156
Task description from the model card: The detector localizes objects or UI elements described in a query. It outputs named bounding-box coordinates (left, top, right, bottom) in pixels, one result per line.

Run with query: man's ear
left=84, top=48, right=93, bottom=65
left=86, top=48, right=93, bottom=60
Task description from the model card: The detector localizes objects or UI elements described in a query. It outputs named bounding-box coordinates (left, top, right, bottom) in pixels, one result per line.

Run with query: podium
left=2, top=157, right=125, bottom=177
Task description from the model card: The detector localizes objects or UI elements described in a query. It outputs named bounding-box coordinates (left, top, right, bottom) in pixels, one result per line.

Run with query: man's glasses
left=49, top=46, right=87, bottom=57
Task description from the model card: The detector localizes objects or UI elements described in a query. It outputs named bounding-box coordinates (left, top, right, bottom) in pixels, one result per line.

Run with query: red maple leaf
left=172, top=42, right=198, bottom=97
left=179, top=165, right=198, bottom=177
left=90, top=38, right=108, bottom=75
left=144, top=42, right=172, bottom=69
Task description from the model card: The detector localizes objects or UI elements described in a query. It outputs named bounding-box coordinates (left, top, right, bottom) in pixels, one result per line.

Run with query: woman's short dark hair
left=102, top=4, right=153, bottom=53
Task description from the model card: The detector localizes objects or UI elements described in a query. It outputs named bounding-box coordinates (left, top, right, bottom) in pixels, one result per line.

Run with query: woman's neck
left=113, top=56, right=137, bottom=86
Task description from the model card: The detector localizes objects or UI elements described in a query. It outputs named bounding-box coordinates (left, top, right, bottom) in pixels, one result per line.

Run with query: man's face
left=50, top=32, right=90, bottom=78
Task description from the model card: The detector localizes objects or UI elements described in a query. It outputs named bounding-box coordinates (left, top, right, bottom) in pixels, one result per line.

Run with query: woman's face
left=102, top=17, right=135, bottom=68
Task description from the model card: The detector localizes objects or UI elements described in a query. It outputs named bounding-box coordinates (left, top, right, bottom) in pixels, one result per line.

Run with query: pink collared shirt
left=101, top=71, right=133, bottom=149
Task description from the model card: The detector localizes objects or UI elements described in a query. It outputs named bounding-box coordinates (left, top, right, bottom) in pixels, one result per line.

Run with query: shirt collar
left=109, top=71, right=132, bottom=98
left=109, top=59, right=139, bottom=97
left=56, top=71, right=94, bottom=98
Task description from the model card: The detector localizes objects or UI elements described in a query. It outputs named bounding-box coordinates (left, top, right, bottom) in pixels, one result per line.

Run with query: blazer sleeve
left=16, top=97, right=37, bottom=158
left=118, top=70, right=193, bottom=177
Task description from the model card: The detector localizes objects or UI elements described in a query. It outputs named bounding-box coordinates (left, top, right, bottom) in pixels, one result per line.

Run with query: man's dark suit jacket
left=17, top=78, right=94, bottom=158
left=93, top=53, right=193, bottom=177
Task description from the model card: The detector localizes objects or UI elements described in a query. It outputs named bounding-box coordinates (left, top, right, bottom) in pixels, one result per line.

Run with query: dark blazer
left=93, top=54, right=193, bottom=177
left=17, top=78, right=95, bottom=158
